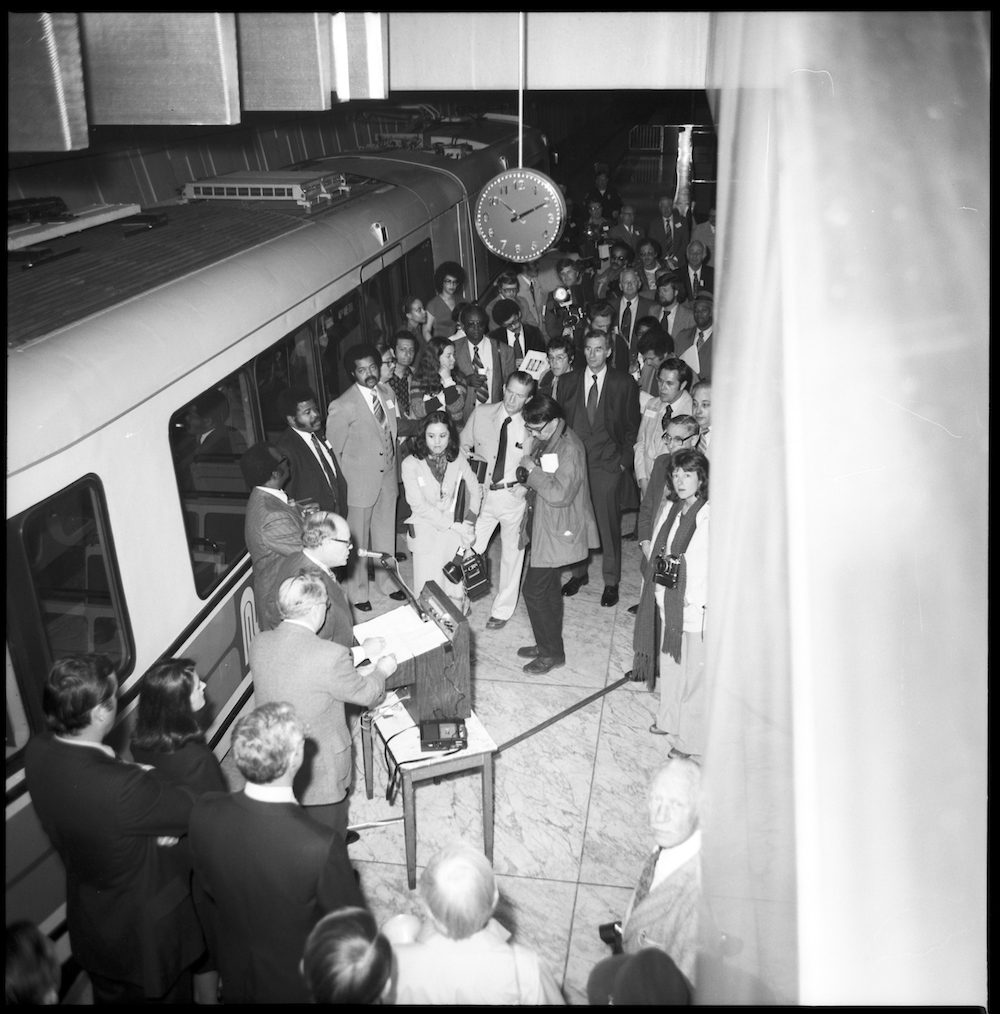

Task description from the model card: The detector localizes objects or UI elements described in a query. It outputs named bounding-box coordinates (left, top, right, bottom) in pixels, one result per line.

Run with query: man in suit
left=326, top=343, right=404, bottom=611
left=674, top=290, right=716, bottom=381
left=25, top=655, right=202, bottom=1003
left=262, top=511, right=354, bottom=645
left=516, top=259, right=547, bottom=330
left=250, top=573, right=392, bottom=835
left=241, top=442, right=305, bottom=630
left=609, top=204, right=644, bottom=248
left=488, top=298, right=546, bottom=370
left=680, top=240, right=715, bottom=305
left=460, top=371, right=536, bottom=630
left=587, top=301, right=632, bottom=375
left=190, top=702, right=366, bottom=1004
left=275, top=385, right=348, bottom=515
left=646, top=196, right=690, bottom=271
left=558, top=330, right=641, bottom=606
left=538, top=336, right=576, bottom=402
left=453, top=304, right=515, bottom=423
left=174, top=388, right=247, bottom=489
left=483, top=271, right=531, bottom=328
left=691, top=205, right=717, bottom=265
left=652, top=272, right=696, bottom=341
left=615, top=269, right=657, bottom=361
left=590, top=759, right=702, bottom=988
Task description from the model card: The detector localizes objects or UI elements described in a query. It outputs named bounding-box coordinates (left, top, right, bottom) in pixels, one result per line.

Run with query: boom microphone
left=356, top=548, right=391, bottom=559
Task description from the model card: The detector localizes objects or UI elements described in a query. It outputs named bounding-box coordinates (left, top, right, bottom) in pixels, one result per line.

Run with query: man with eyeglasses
left=263, top=511, right=356, bottom=645
left=250, top=573, right=395, bottom=840
left=634, top=359, right=695, bottom=498
left=594, top=242, right=634, bottom=302
left=241, top=441, right=305, bottom=631
left=488, top=298, right=545, bottom=369
left=610, top=204, right=644, bottom=248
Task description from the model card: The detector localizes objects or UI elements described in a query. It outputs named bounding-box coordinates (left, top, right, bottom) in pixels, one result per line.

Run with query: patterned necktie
left=372, top=394, right=391, bottom=453
left=621, top=301, right=632, bottom=344
left=493, top=416, right=510, bottom=484
left=692, top=272, right=700, bottom=295
left=587, top=373, right=599, bottom=424
left=511, top=331, right=524, bottom=362
left=696, top=330, right=706, bottom=349
left=472, top=345, right=489, bottom=403
left=309, top=432, right=338, bottom=490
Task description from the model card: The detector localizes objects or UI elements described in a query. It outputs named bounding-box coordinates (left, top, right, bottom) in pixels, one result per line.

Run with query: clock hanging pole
left=518, top=11, right=525, bottom=169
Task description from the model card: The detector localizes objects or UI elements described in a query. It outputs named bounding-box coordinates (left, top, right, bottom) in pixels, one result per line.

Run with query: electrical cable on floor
left=494, top=675, right=631, bottom=755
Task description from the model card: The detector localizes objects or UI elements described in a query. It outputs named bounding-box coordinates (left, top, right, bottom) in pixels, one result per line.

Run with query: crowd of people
left=14, top=180, right=719, bottom=1003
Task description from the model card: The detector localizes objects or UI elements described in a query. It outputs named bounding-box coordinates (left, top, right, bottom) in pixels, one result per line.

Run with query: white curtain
left=700, top=11, right=988, bottom=1005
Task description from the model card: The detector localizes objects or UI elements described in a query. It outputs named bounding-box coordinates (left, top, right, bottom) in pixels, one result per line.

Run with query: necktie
left=692, top=272, right=700, bottom=296
left=510, top=330, right=524, bottom=362
left=372, top=394, right=391, bottom=453
left=587, top=373, right=599, bottom=424
left=493, top=416, right=510, bottom=484
left=696, top=330, right=706, bottom=349
left=472, top=345, right=489, bottom=403
left=661, top=404, right=674, bottom=431
left=309, top=432, right=338, bottom=490
left=551, top=376, right=558, bottom=400
left=621, top=301, right=632, bottom=344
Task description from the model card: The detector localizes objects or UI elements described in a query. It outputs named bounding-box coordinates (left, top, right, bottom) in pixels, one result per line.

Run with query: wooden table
left=362, top=695, right=497, bottom=889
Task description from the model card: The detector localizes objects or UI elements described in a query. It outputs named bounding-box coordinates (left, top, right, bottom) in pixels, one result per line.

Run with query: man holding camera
left=542, top=258, right=591, bottom=343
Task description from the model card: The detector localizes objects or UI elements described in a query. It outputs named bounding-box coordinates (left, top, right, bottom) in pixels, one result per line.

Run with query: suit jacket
left=516, top=272, right=547, bottom=329
left=487, top=323, right=545, bottom=364
left=542, top=281, right=591, bottom=340
left=560, top=367, right=641, bottom=473
left=680, top=264, right=715, bottom=305
left=615, top=294, right=657, bottom=352
left=190, top=791, right=365, bottom=1004
left=275, top=426, right=348, bottom=516
left=674, top=325, right=716, bottom=381
left=25, top=735, right=202, bottom=996
left=622, top=848, right=701, bottom=987
left=654, top=302, right=696, bottom=341
left=263, top=550, right=353, bottom=645
left=325, top=383, right=399, bottom=508
left=609, top=221, right=645, bottom=249
left=250, top=622, right=384, bottom=803
left=453, top=336, right=516, bottom=423
left=245, top=487, right=304, bottom=630
left=646, top=213, right=690, bottom=268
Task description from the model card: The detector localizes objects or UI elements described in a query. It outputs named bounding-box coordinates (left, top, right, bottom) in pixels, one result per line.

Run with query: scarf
left=426, top=452, right=448, bottom=487
left=632, top=495, right=707, bottom=687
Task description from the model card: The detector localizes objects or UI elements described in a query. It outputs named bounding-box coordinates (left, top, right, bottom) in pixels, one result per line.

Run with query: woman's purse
left=451, top=477, right=491, bottom=601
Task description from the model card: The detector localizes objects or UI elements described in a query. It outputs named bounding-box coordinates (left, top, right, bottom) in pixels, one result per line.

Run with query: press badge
left=540, top=453, right=559, bottom=473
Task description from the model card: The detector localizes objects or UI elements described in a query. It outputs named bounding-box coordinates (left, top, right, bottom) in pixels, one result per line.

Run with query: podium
left=360, top=581, right=472, bottom=799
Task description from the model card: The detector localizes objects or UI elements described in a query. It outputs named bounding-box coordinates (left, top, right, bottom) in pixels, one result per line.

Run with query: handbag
left=454, top=477, right=491, bottom=600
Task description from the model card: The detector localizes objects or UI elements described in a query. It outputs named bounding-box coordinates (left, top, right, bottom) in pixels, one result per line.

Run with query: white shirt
left=256, top=485, right=289, bottom=504
left=467, top=339, right=494, bottom=397
left=497, top=412, right=526, bottom=484
left=680, top=326, right=713, bottom=376
left=651, top=829, right=702, bottom=891
left=356, top=382, right=386, bottom=420
left=290, top=425, right=337, bottom=476
left=244, top=783, right=297, bottom=803
left=619, top=297, right=639, bottom=340
left=584, top=365, right=608, bottom=407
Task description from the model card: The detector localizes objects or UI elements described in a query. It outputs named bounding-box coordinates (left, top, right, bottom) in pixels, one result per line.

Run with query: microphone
left=356, top=548, right=391, bottom=559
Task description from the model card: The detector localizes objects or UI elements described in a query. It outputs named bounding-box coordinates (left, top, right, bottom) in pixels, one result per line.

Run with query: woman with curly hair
left=427, top=261, right=466, bottom=339
left=408, top=337, right=467, bottom=426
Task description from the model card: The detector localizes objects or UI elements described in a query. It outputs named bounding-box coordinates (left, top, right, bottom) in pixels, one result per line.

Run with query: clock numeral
left=547, top=213, right=555, bottom=224
left=533, top=186, right=538, bottom=195
left=488, top=228, right=495, bottom=238
left=489, top=197, right=498, bottom=207
left=531, top=240, right=539, bottom=251
left=499, top=185, right=508, bottom=195
left=543, top=230, right=549, bottom=238
left=499, top=239, right=507, bottom=251
left=514, top=180, right=526, bottom=191
left=482, top=212, right=490, bottom=223
left=515, top=244, right=522, bottom=255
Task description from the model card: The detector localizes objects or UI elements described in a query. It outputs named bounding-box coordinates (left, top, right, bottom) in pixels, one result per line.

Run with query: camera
left=442, top=552, right=465, bottom=585
left=654, top=553, right=682, bottom=589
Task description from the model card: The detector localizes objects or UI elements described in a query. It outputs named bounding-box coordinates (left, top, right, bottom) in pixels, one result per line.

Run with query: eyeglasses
left=610, top=255, right=627, bottom=264
left=328, top=537, right=353, bottom=549
left=524, top=424, right=547, bottom=436
left=382, top=357, right=395, bottom=365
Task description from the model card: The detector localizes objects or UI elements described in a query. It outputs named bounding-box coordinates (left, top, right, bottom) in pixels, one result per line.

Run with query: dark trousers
left=523, top=566, right=565, bottom=658
left=582, top=466, right=624, bottom=586
left=89, top=969, right=193, bottom=1005
left=303, top=796, right=350, bottom=841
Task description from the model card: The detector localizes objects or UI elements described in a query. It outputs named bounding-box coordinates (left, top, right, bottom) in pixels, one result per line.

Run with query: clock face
left=474, top=169, right=566, bottom=263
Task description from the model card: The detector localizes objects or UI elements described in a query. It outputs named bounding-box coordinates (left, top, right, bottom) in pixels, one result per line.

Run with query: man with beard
left=652, top=273, right=695, bottom=341
left=326, top=344, right=404, bottom=612
left=276, top=386, right=349, bottom=516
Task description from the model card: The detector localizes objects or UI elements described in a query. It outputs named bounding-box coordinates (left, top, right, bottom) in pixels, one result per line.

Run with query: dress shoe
left=628, top=604, right=639, bottom=614
left=649, top=723, right=670, bottom=736
left=561, top=575, right=589, bottom=596
left=486, top=616, right=507, bottom=630
left=345, top=830, right=360, bottom=845
left=388, top=591, right=407, bottom=601
left=354, top=601, right=372, bottom=612
left=625, top=670, right=645, bottom=682
left=395, top=551, right=408, bottom=561
left=601, top=585, right=619, bottom=607
left=517, top=645, right=541, bottom=658
left=523, top=655, right=566, bottom=675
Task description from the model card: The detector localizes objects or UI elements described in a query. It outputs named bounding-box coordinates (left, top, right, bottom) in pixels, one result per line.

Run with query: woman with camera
left=632, top=448, right=710, bottom=758
left=401, top=411, right=482, bottom=613
left=408, top=337, right=467, bottom=427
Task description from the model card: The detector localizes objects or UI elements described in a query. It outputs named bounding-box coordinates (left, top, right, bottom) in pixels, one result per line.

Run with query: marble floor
left=344, top=530, right=675, bottom=1005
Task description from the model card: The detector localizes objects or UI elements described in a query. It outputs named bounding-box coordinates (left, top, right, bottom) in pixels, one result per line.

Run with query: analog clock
left=474, top=168, right=566, bottom=262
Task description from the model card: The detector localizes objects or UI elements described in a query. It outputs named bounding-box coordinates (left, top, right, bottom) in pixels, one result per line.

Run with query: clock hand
left=497, top=198, right=517, bottom=214
left=511, top=201, right=549, bottom=223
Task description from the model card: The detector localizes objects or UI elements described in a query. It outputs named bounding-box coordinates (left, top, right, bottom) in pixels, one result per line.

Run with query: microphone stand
left=374, top=554, right=428, bottom=622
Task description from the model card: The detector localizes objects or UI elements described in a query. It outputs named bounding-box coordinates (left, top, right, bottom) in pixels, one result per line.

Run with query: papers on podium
left=352, top=604, right=448, bottom=665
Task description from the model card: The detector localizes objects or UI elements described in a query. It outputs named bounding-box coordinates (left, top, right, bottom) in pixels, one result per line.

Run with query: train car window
left=317, top=289, right=364, bottom=399
left=255, top=327, right=325, bottom=443
left=6, top=476, right=135, bottom=745
left=170, top=373, right=255, bottom=599
left=363, top=258, right=407, bottom=353
left=404, top=239, right=434, bottom=308
left=6, top=645, right=31, bottom=757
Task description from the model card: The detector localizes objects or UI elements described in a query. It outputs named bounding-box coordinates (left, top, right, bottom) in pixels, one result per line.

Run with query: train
left=5, top=116, right=550, bottom=954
